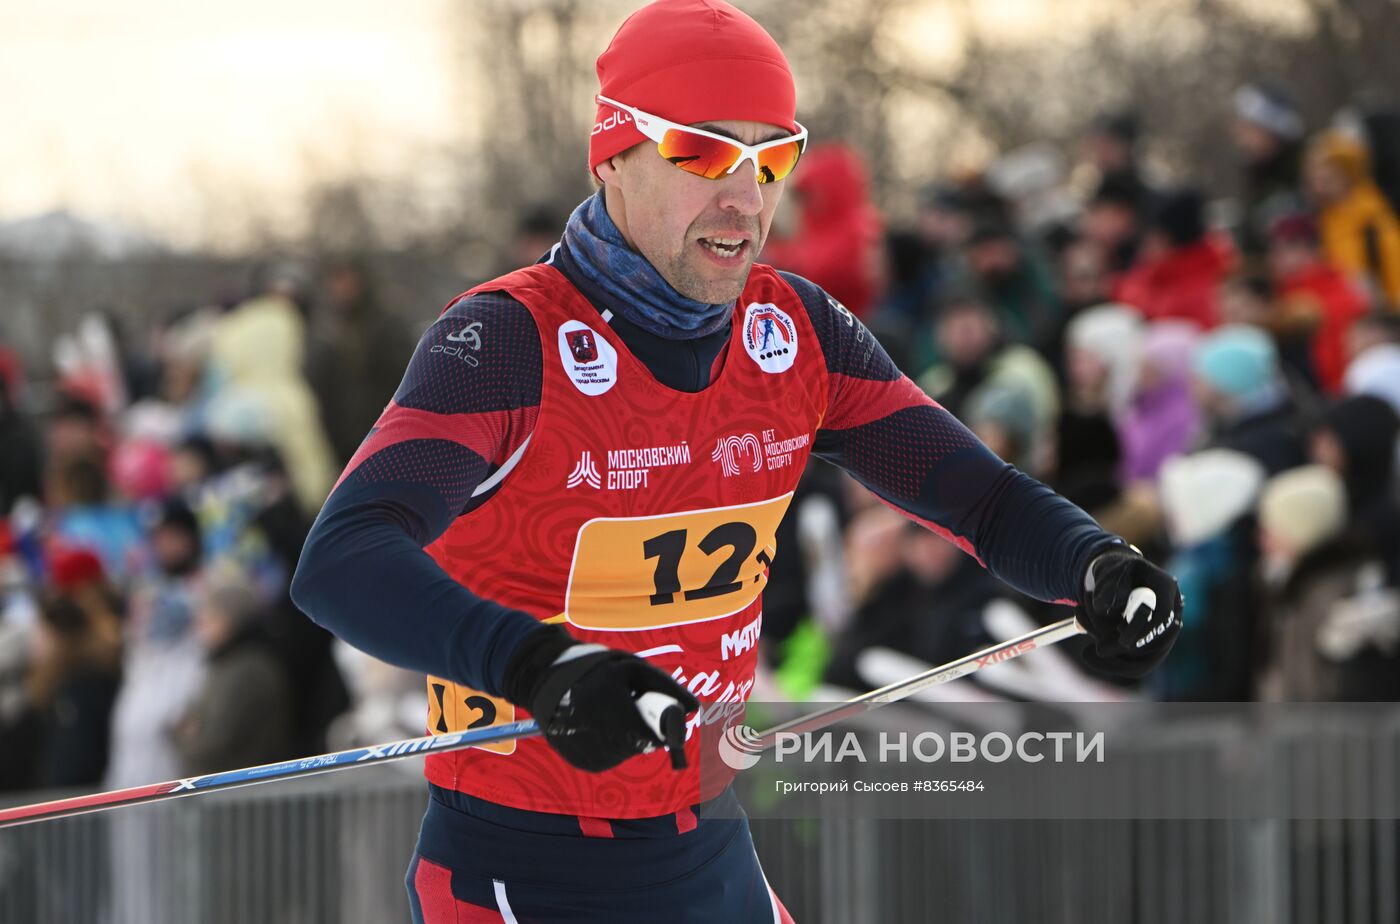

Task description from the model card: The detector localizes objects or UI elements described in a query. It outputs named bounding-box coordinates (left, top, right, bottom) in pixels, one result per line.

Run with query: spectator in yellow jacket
left=1305, top=130, right=1400, bottom=310
left=206, top=265, right=337, bottom=514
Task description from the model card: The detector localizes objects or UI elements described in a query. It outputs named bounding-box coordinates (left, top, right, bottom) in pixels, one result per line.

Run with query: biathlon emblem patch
left=742, top=302, right=798, bottom=374
left=557, top=320, right=618, bottom=396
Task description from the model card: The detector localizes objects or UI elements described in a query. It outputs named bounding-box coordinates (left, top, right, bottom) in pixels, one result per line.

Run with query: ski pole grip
left=1125, top=587, right=1158, bottom=625
left=636, top=691, right=688, bottom=769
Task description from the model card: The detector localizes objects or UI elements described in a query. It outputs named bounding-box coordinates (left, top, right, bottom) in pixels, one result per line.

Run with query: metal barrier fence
left=1, top=730, right=1397, bottom=923
left=0, top=766, right=427, bottom=924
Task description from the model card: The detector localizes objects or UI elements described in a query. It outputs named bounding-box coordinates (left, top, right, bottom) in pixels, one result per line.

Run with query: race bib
left=564, top=494, right=791, bottom=631
left=425, top=679, right=516, bottom=754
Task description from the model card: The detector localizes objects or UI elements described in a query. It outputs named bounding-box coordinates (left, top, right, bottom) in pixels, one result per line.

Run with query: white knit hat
left=1345, top=343, right=1400, bottom=418
left=1257, top=465, right=1347, bottom=557
left=1158, top=449, right=1266, bottom=547
left=1065, top=303, right=1145, bottom=409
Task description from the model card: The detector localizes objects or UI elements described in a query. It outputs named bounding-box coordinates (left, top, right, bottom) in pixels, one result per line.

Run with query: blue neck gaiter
left=561, top=191, right=734, bottom=340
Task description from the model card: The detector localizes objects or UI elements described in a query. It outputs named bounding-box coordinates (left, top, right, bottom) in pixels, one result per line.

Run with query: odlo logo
left=592, top=111, right=634, bottom=136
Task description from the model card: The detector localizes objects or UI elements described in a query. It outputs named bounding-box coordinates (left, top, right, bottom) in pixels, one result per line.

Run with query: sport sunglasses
left=596, top=95, right=808, bottom=185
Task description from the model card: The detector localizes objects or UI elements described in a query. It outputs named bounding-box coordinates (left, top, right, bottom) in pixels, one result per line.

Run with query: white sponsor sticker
left=557, top=320, right=618, bottom=396
left=741, top=302, right=798, bottom=374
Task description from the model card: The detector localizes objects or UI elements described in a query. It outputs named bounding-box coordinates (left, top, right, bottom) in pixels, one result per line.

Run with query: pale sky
left=1, top=0, right=462, bottom=244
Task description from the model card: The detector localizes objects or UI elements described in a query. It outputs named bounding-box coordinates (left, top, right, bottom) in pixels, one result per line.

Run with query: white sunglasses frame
left=595, top=94, right=808, bottom=183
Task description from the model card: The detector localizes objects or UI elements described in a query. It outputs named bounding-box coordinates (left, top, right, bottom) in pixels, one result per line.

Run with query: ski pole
left=0, top=616, right=1085, bottom=829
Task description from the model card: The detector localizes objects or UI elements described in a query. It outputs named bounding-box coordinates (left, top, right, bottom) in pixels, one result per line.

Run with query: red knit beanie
left=50, top=545, right=105, bottom=591
left=589, top=0, right=797, bottom=177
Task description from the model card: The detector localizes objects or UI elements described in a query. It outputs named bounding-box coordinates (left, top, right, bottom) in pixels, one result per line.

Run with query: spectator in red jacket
left=1115, top=189, right=1237, bottom=328
left=1267, top=212, right=1370, bottom=394
left=761, top=143, right=885, bottom=316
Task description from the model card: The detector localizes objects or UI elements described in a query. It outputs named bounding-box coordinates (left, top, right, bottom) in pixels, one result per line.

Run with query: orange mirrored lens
left=656, top=129, right=803, bottom=184
left=658, top=129, right=742, bottom=179
left=756, top=141, right=802, bottom=184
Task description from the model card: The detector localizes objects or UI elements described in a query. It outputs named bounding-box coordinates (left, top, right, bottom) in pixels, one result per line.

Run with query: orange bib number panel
left=564, top=494, right=791, bottom=631
left=426, top=679, right=517, bottom=754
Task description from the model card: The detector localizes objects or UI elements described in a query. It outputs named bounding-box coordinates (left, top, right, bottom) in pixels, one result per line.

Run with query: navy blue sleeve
left=782, top=272, right=1121, bottom=605
left=290, top=292, right=545, bottom=696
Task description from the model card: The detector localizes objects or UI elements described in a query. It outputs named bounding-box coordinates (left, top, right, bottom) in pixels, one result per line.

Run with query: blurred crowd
left=0, top=257, right=416, bottom=799
left=1, top=82, right=1399, bottom=810
left=759, top=82, right=1400, bottom=705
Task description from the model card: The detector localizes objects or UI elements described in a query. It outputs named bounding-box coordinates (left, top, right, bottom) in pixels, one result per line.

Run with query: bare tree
left=451, top=0, right=608, bottom=230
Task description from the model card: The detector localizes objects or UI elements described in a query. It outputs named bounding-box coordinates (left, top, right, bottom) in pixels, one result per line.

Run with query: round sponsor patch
left=741, top=302, right=798, bottom=374
left=557, top=320, right=618, bottom=396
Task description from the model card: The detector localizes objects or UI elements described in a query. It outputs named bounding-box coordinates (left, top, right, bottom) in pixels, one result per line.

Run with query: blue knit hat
left=1193, top=324, right=1278, bottom=401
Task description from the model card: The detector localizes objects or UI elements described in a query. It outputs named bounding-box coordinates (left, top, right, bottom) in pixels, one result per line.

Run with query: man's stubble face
left=599, top=120, right=789, bottom=304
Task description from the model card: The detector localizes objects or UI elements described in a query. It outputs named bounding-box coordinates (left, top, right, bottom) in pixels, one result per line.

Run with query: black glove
left=1078, top=547, right=1183, bottom=679
left=501, top=625, right=700, bottom=773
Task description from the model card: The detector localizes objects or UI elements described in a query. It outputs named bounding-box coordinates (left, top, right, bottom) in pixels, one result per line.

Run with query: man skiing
left=291, top=1, right=1182, bottom=920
